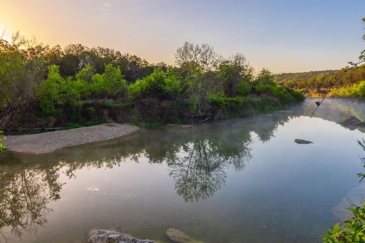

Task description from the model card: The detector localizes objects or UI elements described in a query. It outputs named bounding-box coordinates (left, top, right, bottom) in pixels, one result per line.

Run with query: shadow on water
left=1, top=98, right=365, bottom=242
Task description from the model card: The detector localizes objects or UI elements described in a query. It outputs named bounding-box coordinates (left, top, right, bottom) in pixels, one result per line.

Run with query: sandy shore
left=3, top=123, right=139, bottom=154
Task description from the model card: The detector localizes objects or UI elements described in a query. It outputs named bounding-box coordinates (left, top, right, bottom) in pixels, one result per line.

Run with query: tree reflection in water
left=0, top=165, right=63, bottom=242
left=0, top=110, right=297, bottom=240
left=168, top=140, right=228, bottom=202
left=166, top=132, right=252, bottom=202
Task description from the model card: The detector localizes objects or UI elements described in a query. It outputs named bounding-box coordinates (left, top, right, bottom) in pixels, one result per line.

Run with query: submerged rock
left=331, top=182, right=365, bottom=222
left=294, top=139, right=313, bottom=144
left=165, top=228, right=204, bottom=243
left=340, top=116, right=365, bottom=130
left=180, top=125, right=194, bottom=128
left=88, top=229, right=155, bottom=243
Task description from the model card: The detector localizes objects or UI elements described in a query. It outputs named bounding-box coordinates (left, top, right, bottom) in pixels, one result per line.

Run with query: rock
left=165, top=228, right=204, bottom=243
left=87, top=229, right=155, bottom=243
left=88, top=229, right=100, bottom=238
left=180, top=125, right=194, bottom=128
left=341, top=116, right=365, bottom=130
left=331, top=182, right=365, bottom=222
left=294, top=139, right=313, bottom=144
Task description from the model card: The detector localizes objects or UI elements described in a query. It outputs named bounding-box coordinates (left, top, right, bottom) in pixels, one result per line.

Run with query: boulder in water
left=166, top=228, right=204, bottom=243
left=88, top=229, right=155, bottom=243
left=340, top=116, right=365, bottom=130
left=294, top=139, right=313, bottom=144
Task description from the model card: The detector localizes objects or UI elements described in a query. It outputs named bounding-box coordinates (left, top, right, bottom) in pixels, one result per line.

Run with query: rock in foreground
left=88, top=229, right=155, bottom=243
left=166, top=228, right=204, bottom=243
left=294, top=139, right=313, bottom=144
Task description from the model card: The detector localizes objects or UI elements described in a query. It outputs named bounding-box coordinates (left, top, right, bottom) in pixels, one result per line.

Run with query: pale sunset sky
left=0, top=0, right=364, bottom=73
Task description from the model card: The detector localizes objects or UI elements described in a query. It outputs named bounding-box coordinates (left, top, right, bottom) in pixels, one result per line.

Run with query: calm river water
left=1, top=98, right=365, bottom=243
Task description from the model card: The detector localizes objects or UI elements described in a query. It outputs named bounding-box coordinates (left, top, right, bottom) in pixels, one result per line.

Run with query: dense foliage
left=0, top=34, right=304, bottom=131
left=323, top=203, right=365, bottom=243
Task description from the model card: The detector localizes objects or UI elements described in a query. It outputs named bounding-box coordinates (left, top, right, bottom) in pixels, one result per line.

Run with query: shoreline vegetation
left=0, top=33, right=304, bottom=136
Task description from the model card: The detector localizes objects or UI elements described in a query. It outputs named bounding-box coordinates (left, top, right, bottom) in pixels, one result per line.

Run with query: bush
left=331, top=81, right=365, bottom=98
left=0, top=131, right=5, bottom=152
left=207, top=94, right=245, bottom=108
left=237, top=81, right=252, bottom=96
left=91, top=64, right=127, bottom=98
left=128, top=68, right=181, bottom=101
left=37, top=65, right=82, bottom=117
left=323, top=202, right=365, bottom=242
left=355, top=81, right=365, bottom=97
left=37, top=65, right=63, bottom=116
left=287, top=88, right=305, bottom=101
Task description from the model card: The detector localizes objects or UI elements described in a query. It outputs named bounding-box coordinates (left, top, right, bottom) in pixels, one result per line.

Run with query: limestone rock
left=165, top=228, right=204, bottom=243
left=87, top=229, right=155, bottom=243
left=294, top=139, right=313, bottom=144
left=341, top=116, right=365, bottom=130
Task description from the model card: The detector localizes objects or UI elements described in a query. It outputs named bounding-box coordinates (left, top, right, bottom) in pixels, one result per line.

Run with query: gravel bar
left=3, top=123, right=139, bottom=154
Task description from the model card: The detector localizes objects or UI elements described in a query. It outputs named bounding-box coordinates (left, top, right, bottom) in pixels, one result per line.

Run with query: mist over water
left=1, top=98, right=365, bottom=243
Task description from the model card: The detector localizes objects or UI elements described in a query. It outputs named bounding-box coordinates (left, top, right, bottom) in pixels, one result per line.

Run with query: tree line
left=0, top=33, right=304, bottom=131
left=276, top=65, right=365, bottom=96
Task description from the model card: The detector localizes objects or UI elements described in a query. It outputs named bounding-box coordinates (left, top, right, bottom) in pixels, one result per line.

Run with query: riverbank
left=3, top=123, right=139, bottom=154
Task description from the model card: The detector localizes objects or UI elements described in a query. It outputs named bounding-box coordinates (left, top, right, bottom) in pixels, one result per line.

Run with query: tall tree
left=175, top=42, right=222, bottom=72
left=217, top=53, right=253, bottom=97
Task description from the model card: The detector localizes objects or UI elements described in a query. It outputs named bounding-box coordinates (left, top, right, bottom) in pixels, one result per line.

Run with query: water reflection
left=0, top=164, right=63, bottom=241
left=0, top=105, right=303, bottom=241
left=149, top=121, right=256, bottom=201
left=300, top=98, right=365, bottom=128
left=167, top=136, right=251, bottom=202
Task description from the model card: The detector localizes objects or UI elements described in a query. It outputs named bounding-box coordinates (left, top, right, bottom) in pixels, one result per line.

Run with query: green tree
left=128, top=68, right=181, bottom=101
left=91, top=64, right=127, bottom=99
left=0, top=32, right=48, bottom=128
left=0, top=51, right=25, bottom=108
left=217, top=53, right=253, bottom=97
left=37, top=65, right=64, bottom=116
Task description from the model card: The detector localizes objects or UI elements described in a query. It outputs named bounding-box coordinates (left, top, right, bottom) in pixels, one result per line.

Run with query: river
left=1, top=98, right=365, bottom=243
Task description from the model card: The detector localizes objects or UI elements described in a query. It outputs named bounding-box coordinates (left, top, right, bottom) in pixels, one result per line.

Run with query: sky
left=0, top=0, right=364, bottom=73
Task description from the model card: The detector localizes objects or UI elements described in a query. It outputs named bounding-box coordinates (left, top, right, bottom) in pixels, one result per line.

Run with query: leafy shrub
left=37, top=65, right=82, bottom=117
left=207, top=94, right=245, bottom=108
left=91, top=64, right=127, bottom=98
left=37, top=65, right=63, bottom=116
left=129, top=68, right=181, bottom=101
left=237, top=81, right=252, bottom=96
left=0, top=51, right=26, bottom=108
left=0, top=131, right=5, bottom=152
left=331, top=81, right=365, bottom=98
left=272, top=86, right=294, bottom=103
left=355, top=81, right=365, bottom=97
left=287, top=87, right=305, bottom=101
left=323, top=203, right=365, bottom=243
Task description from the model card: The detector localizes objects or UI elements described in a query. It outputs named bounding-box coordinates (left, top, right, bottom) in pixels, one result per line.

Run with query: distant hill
left=274, top=65, right=365, bottom=97
left=275, top=70, right=336, bottom=84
